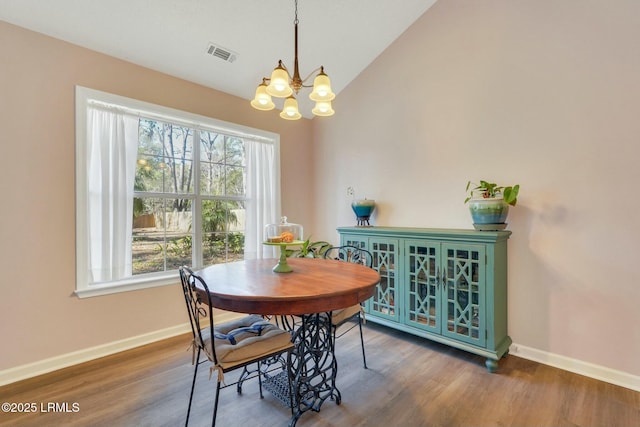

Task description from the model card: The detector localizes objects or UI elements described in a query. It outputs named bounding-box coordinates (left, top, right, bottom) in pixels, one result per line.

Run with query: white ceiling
left=0, top=0, right=437, bottom=118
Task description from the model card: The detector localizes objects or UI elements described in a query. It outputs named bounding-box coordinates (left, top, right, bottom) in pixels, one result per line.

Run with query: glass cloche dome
left=264, top=216, right=303, bottom=243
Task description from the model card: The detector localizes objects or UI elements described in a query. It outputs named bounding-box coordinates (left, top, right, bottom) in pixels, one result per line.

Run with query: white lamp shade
left=312, top=100, right=335, bottom=117
left=280, top=96, right=302, bottom=120
left=250, top=83, right=275, bottom=111
left=266, top=65, right=293, bottom=98
left=309, top=72, right=335, bottom=101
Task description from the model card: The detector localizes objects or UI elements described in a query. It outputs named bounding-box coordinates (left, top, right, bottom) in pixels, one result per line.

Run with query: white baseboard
left=509, top=343, right=640, bottom=392
left=3, top=325, right=638, bottom=392
left=0, top=312, right=241, bottom=387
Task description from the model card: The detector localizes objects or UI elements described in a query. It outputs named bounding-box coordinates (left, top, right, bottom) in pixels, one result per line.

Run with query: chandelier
left=250, top=0, right=335, bottom=120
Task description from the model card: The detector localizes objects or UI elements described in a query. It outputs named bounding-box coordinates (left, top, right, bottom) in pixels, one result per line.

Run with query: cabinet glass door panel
left=369, top=239, right=399, bottom=321
left=443, top=244, right=486, bottom=346
left=405, top=241, right=440, bottom=333
left=342, top=237, right=367, bottom=251
left=341, top=235, right=373, bottom=311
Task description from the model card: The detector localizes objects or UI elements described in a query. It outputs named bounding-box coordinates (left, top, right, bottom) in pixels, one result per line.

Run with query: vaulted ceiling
left=0, top=0, right=437, bottom=117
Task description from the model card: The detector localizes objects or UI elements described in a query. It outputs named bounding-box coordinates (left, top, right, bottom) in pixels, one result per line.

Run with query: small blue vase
left=351, top=199, right=375, bottom=226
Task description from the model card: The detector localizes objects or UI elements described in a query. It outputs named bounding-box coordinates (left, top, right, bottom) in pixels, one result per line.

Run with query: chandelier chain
left=294, top=0, right=299, bottom=25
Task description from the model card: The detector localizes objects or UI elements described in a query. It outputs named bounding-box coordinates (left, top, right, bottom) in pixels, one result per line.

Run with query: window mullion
left=192, top=128, right=203, bottom=268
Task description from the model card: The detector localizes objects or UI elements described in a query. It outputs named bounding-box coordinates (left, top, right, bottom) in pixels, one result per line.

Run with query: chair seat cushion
left=200, top=314, right=292, bottom=365
left=331, top=304, right=361, bottom=325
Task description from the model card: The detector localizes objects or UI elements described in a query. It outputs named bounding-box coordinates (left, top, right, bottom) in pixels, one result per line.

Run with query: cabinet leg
left=485, top=358, right=498, bottom=373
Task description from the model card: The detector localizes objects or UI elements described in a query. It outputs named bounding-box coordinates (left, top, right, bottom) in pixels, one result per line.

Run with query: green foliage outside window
left=132, top=118, right=247, bottom=274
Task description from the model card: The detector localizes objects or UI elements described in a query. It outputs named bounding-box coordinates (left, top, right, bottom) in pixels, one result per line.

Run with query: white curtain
left=86, top=106, right=139, bottom=283
left=244, top=139, right=278, bottom=259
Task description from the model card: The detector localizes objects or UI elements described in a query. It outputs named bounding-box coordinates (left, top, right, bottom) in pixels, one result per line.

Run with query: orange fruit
left=280, top=231, right=294, bottom=243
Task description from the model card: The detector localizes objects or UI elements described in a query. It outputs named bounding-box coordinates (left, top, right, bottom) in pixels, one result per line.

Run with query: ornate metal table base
left=270, top=313, right=340, bottom=427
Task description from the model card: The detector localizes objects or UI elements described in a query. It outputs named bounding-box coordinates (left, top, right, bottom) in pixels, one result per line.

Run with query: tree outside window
left=132, top=120, right=246, bottom=275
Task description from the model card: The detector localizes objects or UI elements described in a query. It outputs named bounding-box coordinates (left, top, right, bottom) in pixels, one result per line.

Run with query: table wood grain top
left=196, top=258, right=381, bottom=315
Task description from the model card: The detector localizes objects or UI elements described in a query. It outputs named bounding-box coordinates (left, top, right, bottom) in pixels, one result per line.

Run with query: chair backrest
left=179, top=266, right=219, bottom=365
left=323, top=245, right=373, bottom=268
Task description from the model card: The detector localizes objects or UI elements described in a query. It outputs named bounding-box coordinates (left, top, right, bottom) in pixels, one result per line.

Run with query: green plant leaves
left=465, top=181, right=520, bottom=206
left=502, top=184, right=520, bottom=206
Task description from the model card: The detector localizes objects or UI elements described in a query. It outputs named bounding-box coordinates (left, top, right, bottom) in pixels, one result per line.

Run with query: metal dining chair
left=179, top=266, right=294, bottom=427
left=323, top=246, right=374, bottom=368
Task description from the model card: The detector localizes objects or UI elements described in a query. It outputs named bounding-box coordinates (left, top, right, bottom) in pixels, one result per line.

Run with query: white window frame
left=75, top=86, right=280, bottom=298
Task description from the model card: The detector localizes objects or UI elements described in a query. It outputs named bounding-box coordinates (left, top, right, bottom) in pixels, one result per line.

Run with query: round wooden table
left=195, top=257, right=380, bottom=426
left=196, top=257, right=380, bottom=315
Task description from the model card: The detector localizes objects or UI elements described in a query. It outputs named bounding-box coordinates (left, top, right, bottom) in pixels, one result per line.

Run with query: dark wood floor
left=1, top=322, right=638, bottom=427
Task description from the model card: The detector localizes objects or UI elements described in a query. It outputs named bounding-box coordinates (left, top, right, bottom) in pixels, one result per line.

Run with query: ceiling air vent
left=206, top=43, right=237, bottom=63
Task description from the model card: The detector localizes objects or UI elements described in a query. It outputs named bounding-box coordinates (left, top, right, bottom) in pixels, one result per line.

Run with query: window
left=75, top=86, right=280, bottom=298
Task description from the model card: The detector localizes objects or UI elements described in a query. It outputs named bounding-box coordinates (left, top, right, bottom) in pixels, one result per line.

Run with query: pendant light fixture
left=250, top=0, right=335, bottom=120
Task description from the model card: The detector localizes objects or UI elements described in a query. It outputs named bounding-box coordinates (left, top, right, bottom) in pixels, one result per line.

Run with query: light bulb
left=251, top=82, right=275, bottom=111
left=309, top=69, right=335, bottom=102
left=266, top=62, right=293, bottom=98
left=312, top=100, right=335, bottom=117
left=280, top=96, right=301, bottom=120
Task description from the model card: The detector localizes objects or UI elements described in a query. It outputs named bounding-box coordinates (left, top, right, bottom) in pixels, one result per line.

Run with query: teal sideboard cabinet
left=337, top=226, right=512, bottom=372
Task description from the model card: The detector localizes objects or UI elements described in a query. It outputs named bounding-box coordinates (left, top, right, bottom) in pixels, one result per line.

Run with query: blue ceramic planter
left=468, top=198, right=509, bottom=225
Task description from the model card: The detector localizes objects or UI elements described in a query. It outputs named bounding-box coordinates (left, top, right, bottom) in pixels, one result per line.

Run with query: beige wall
left=0, top=21, right=314, bottom=370
left=312, top=0, right=640, bottom=377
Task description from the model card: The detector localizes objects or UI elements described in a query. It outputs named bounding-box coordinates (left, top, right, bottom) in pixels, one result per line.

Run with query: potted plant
left=464, top=180, right=520, bottom=230
left=286, top=237, right=332, bottom=258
